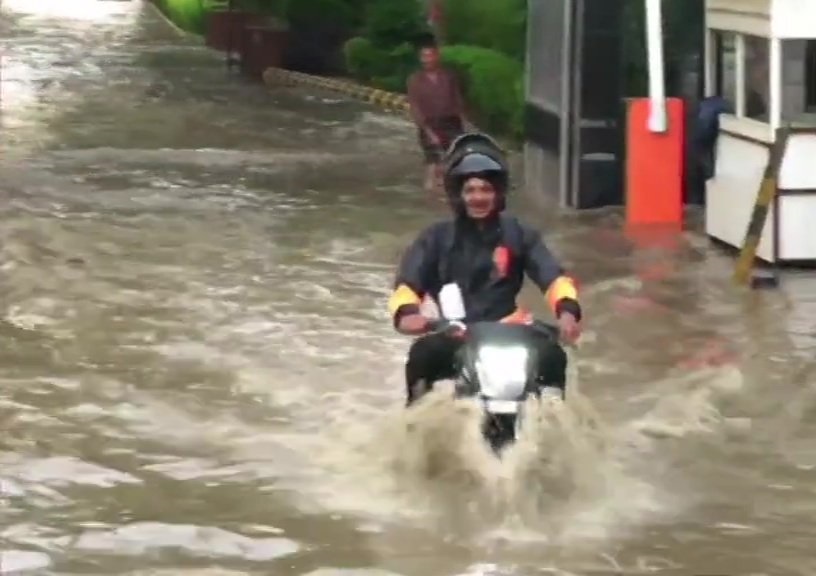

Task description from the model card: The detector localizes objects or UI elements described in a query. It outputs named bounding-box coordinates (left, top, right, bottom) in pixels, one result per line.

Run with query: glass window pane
left=744, top=35, right=769, bottom=122
left=781, top=39, right=816, bottom=123
left=712, top=30, right=736, bottom=108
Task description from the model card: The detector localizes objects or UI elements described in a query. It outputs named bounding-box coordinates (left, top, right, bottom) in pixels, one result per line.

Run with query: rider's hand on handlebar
left=445, top=320, right=467, bottom=340
left=557, top=312, right=582, bottom=345
left=397, top=313, right=431, bottom=335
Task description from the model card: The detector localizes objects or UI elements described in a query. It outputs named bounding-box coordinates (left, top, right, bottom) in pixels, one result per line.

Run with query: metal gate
left=524, top=0, right=574, bottom=208
left=524, top=0, right=624, bottom=210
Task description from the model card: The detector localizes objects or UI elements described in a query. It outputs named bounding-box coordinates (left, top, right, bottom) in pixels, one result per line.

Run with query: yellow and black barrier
left=262, top=67, right=410, bottom=114
left=733, top=127, right=790, bottom=287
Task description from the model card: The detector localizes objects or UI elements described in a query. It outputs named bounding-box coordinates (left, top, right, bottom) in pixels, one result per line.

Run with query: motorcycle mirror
left=439, top=283, right=466, bottom=321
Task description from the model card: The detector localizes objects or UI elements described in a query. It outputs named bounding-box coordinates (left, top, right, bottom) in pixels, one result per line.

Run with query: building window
left=743, top=35, right=770, bottom=122
left=780, top=39, right=816, bottom=122
left=712, top=30, right=737, bottom=107
left=806, top=40, right=816, bottom=112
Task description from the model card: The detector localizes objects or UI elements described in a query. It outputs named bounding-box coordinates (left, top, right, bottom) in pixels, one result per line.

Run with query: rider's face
left=462, top=177, right=496, bottom=219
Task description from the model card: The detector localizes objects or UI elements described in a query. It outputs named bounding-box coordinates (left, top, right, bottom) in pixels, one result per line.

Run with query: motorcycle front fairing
left=452, top=323, right=541, bottom=452
left=455, top=322, right=541, bottom=408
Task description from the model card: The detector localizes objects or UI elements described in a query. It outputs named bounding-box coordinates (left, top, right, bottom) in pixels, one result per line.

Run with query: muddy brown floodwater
left=2, top=1, right=816, bottom=575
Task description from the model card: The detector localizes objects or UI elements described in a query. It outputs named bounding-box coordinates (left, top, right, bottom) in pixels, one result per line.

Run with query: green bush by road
left=154, top=0, right=526, bottom=138
left=345, top=41, right=523, bottom=139
left=152, top=0, right=208, bottom=34
left=343, top=0, right=524, bottom=140
left=442, top=0, right=527, bottom=62
left=442, top=46, right=523, bottom=140
left=155, top=0, right=702, bottom=140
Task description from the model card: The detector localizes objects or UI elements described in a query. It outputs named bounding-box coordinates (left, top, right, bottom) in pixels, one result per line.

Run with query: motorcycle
left=427, top=284, right=566, bottom=454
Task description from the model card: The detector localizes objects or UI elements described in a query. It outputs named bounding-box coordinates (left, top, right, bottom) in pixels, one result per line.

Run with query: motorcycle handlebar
left=427, top=318, right=559, bottom=340
left=427, top=318, right=466, bottom=334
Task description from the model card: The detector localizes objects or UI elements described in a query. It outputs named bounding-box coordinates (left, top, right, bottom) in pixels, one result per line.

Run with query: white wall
left=707, top=0, right=771, bottom=36
left=706, top=132, right=775, bottom=262
left=772, top=0, right=816, bottom=38
left=777, top=133, right=816, bottom=260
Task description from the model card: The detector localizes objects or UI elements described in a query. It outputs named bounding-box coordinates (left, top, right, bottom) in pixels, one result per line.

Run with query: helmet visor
left=449, top=153, right=504, bottom=178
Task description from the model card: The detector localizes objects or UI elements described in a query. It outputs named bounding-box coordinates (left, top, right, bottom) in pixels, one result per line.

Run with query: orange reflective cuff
left=387, top=283, right=422, bottom=318
left=500, top=308, right=533, bottom=325
left=545, top=276, right=579, bottom=312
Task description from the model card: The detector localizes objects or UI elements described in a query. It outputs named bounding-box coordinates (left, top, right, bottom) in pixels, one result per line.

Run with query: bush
left=282, top=0, right=357, bottom=73
left=369, top=42, right=417, bottom=92
left=441, top=45, right=524, bottom=140
left=344, top=36, right=381, bottom=80
left=442, top=0, right=526, bottom=61
left=239, top=0, right=288, bottom=18
left=342, top=0, right=524, bottom=140
left=343, top=0, right=428, bottom=92
left=622, top=0, right=706, bottom=97
left=363, top=0, right=428, bottom=49
left=153, top=0, right=208, bottom=34
left=344, top=41, right=523, bottom=139
left=344, top=37, right=417, bottom=92
left=284, top=0, right=353, bottom=29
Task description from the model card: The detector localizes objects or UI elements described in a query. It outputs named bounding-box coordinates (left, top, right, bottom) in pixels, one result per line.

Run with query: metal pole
left=645, top=0, right=667, bottom=132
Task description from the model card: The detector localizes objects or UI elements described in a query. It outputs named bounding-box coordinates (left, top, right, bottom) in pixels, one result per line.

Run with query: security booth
left=704, top=0, right=816, bottom=263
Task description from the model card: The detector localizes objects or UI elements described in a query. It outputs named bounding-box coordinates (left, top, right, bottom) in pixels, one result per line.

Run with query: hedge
left=345, top=40, right=523, bottom=140
left=442, top=0, right=526, bottom=62
left=152, top=0, right=208, bottom=34
left=441, top=45, right=524, bottom=141
left=156, top=0, right=703, bottom=139
left=344, top=37, right=418, bottom=93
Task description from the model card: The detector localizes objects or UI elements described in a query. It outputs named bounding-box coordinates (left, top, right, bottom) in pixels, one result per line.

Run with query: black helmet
left=442, top=132, right=509, bottom=214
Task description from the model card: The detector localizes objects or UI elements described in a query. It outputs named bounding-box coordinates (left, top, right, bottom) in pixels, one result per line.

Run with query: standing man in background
left=406, top=35, right=469, bottom=195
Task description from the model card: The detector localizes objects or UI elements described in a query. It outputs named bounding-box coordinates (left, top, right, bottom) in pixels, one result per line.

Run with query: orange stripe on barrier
left=387, top=284, right=421, bottom=318
left=625, top=97, right=685, bottom=227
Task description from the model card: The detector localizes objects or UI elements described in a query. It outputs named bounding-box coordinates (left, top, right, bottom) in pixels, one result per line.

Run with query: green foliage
left=622, top=0, right=647, bottom=96
left=344, top=37, right=379, bottom=79
left=622, top=0, right=705, bottom=96
left=442, top=0, right=526, bottom=61
left=153, top=0, right=208, bottom=34
left=369, top=43, right=417, bottom=93
left=342, top=0, right=429, bottom=92
left=157, top=0, right=704, bottom=139
left=284, top=0, right=353, bottom=30
left=239, top=0, right=288, bottom=18
left=344, top=37, right=417, bottom=92
left=152, top=0, right=288, bottom=34
left=343, top=0, right=526, bottom=139
left=441, top=45, right=524, bottom=140
left=362, top=0, right=428, bottom=48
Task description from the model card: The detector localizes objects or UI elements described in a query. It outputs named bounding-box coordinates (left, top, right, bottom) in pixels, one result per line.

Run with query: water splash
left=307, top=366, right=664, bottom=548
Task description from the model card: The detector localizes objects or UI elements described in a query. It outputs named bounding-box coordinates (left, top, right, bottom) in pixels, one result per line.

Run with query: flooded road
left=2, top=1, right=816, bottom=575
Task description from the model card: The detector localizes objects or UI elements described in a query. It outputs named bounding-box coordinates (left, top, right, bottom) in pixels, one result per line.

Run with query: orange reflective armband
left=545, top=276, right=579, bottom=312
left=387, top=283, right=422, bottom=318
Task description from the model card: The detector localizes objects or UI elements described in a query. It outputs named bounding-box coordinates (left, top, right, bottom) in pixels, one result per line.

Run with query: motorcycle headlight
left=474, top=344, right=529, bottom=399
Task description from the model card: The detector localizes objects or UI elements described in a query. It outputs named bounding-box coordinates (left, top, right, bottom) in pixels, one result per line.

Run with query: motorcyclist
left=387, top=132, right=583, bottom=405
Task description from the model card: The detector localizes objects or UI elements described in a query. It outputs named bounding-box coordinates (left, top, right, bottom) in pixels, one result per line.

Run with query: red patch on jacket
left=493, top=245, right=510, bottom=278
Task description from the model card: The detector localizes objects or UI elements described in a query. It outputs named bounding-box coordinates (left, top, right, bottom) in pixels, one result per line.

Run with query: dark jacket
left=693, top=96, right=730, bottom=180
left=387, top=214, right=581, bottom=326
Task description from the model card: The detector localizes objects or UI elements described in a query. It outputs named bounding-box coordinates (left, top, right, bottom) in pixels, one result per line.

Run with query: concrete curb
left=262, top=67, right=410, bottom=115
